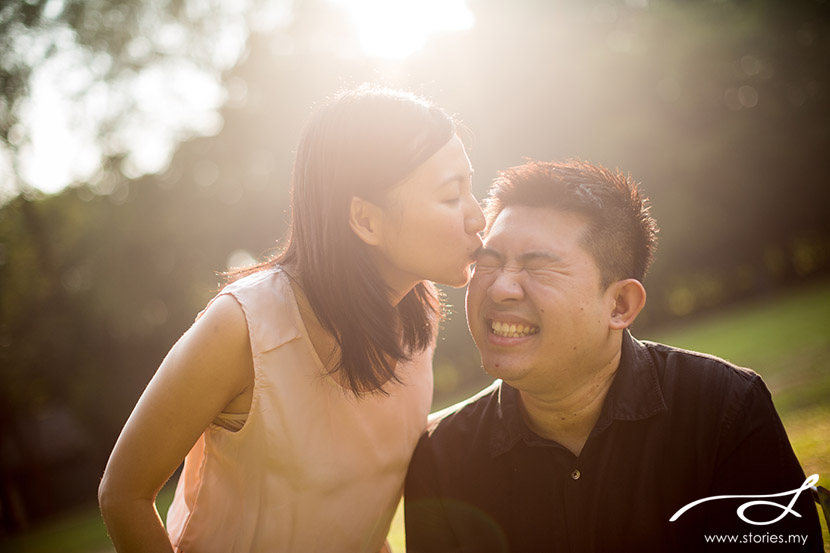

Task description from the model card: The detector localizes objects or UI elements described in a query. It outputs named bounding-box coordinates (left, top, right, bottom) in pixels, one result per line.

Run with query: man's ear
left=349, top=196, right=384, bottom=246
left=608, top=279, right=647, bottom=330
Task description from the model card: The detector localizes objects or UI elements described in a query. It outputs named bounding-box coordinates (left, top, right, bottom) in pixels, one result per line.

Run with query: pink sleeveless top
left=166, top=268, right=434, bottom=552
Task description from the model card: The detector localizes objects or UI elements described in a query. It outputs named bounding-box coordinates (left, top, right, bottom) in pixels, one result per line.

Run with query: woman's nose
left=465, top=194, right=486, bottom=235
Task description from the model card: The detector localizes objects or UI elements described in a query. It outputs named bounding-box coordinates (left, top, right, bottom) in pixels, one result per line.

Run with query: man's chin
left=481, top=360, right=525, bottom=383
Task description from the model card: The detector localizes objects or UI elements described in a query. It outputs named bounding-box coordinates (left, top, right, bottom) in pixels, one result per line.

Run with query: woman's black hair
left=230, top=84, right=456, bottom=395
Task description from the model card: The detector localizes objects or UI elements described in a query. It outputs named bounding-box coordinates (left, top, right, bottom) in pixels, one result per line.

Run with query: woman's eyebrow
left=434, top=168, right=474, bottom=191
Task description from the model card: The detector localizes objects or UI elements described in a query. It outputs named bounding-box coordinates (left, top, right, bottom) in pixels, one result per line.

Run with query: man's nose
left=486, top=267, right=525, bottom=303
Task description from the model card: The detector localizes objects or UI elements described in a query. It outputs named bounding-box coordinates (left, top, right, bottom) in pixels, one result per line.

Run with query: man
left=404, top=160, right=822, bottom=552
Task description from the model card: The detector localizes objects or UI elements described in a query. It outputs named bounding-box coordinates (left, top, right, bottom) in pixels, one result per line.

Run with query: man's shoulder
left=421, top=380, right=503, bottom=443
left=426, top=380, right=503, bottom=429
left=639, top=338, right=759, bottom=380
left=634, top=337, right=768, bottom=406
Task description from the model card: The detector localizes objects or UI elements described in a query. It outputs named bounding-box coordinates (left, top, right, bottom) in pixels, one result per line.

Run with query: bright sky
left=16, top=50, right=228, bottom=195
left=327, top=0, right=474, bottom=59
left=6, top=0, right=474, bottom=196
left=9, top=1, right=251, bottom=196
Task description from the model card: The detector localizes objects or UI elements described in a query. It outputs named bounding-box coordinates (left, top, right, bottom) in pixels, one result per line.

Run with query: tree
left=0, top=0, right=283, bottom=532
left=2, top=0, right=830, bottom=533
left=0, top=0, right=282, bottom=199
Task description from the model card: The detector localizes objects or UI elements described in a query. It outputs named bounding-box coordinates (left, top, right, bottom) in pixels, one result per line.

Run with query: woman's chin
left=436, top=267, right=472, bottom=288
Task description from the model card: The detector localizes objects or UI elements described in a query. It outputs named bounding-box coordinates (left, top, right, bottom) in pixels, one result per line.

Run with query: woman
left=98, top=84, right=485, bottom=552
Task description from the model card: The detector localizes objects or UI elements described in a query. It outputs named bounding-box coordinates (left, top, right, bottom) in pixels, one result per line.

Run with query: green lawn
left=5, top=279, right=829, bottom=552
left=639, top=279, right=830, bottom=552
left=640, top=279, right=830, bottom=492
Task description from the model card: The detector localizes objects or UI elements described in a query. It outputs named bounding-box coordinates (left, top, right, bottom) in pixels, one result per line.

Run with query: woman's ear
left=349, top=196, right=384, bottom=246
left=608, top=279, right=647, bottom=330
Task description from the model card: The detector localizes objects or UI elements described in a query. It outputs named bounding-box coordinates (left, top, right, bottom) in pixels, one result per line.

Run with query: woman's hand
left=98, top=294, right=254, bottom=552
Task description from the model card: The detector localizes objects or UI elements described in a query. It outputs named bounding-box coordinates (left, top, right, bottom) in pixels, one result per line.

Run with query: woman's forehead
left=390, top=135, right=471, bottom=196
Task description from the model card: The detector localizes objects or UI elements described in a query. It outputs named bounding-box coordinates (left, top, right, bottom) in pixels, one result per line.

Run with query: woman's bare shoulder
left=178, top=293, right=253, bottom=389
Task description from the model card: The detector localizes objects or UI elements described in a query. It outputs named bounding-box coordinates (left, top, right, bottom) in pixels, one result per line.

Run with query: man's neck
left=517, top=350, right=621, bottom=457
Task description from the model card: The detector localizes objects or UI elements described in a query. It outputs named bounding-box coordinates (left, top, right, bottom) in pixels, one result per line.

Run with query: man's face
left=465, top=206, right=620, bottom=392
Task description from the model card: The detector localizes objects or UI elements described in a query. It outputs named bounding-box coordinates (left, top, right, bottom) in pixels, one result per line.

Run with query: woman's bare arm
left=98, top=294, right=254, bottom=552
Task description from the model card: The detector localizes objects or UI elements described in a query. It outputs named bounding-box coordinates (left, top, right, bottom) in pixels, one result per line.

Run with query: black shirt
left=405, top=331, right=822, bottom=552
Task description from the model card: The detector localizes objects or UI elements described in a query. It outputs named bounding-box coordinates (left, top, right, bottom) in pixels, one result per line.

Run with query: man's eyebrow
left=517, top=250, right=563, bottom=264
left=477, top=248, right=563, bottom=265
left=476, top=247, right=503, bottom=261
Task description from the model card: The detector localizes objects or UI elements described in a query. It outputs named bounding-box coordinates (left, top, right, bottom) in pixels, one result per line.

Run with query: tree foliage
left=0, top=0, right=272, bottom=199
left=1, top=0, right=830, bottom=532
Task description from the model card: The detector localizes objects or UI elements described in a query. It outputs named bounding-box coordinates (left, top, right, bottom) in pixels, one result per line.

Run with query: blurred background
left=1, top=0, right=829, bottom=550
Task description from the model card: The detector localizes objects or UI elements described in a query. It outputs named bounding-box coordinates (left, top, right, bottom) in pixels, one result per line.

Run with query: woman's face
left=372, top=135, right=486, bottom=301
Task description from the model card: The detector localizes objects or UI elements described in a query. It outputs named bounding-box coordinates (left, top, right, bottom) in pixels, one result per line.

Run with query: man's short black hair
left=485, top=159, right=659, bottom=288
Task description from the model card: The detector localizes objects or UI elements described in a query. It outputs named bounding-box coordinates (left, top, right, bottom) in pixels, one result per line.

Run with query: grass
left=639, top=279, right=830, bottom=491
left=4, top=279, right=829, bottom=552
left=2, top=484, right=177, bottom=553
left=639, top=279, right=830, bottom=552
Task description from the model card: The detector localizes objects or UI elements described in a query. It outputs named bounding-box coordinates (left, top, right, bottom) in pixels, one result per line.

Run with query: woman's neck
left=286, top=270, right=401, bottom=389
left=287, top=275, right=339, bottom=370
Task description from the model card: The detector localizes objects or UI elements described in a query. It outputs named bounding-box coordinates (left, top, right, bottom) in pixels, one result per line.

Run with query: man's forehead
left=485, top=206, right=587, bottom=247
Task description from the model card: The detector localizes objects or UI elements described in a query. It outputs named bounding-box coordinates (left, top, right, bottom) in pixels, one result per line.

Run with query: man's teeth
left=490, top=320, right=539, bottom=338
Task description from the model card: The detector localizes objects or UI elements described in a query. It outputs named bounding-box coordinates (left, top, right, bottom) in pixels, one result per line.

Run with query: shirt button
left=570, top=469, right=581, bottom=480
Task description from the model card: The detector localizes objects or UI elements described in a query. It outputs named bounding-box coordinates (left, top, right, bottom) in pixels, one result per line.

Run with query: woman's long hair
left=231, top=85, right=455, bottom=395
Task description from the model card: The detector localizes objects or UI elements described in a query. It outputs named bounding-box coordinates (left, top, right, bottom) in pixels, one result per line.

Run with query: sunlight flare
left=328, top=0, right=474, bottom=59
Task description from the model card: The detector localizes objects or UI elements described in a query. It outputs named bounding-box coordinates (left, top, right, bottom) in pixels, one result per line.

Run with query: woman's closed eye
left=439, top=176, right=472, bottom=206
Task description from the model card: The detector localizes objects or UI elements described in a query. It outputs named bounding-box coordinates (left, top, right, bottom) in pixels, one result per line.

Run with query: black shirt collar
left=489, top=330, right=668, bottom=457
